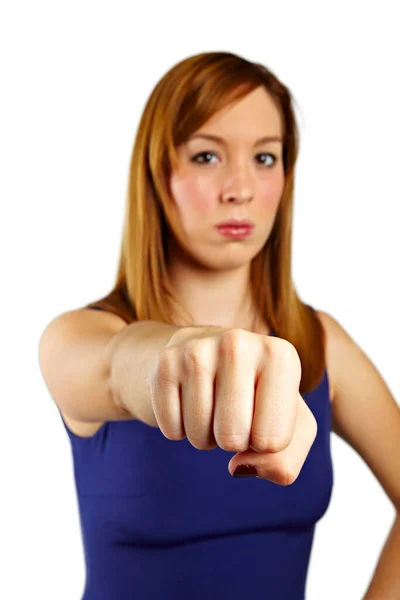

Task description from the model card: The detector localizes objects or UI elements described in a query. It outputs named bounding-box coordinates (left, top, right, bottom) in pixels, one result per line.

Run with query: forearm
left=105, top=320, right=182, bottom=427
left=363, top=511, right=400, bottom=599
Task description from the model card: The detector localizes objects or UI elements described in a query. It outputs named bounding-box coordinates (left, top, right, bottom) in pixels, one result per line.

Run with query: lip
left=215, top=219, right=255, bottom=228
left=215, top=223, right=254, bottom=239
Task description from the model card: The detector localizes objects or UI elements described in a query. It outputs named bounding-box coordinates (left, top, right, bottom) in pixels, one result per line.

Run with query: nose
left=221, top=164, right=254, bottom=204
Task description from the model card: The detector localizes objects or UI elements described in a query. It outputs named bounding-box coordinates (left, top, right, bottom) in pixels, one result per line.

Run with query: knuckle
left=186, top=433, right=204, bottom=449
left=188, top=434, right=216, bottom=451
left=270, top=338, right=295, bottom=360
left=162, top=429, right=186, bottom=442
left=286, top=341, right=301, bottom=367
left=251, top=433, right=287, bottom=454
left=214, top=430, right=249, bottom=452
left=287, top=343, right=302, bottom=375
left=183, top=339, right=212, bottom=376
left=267, top=339, right=302, bottom=377
left=219, top=328, right=249, bottom=358
left=151, top=348, right=176, bottom=383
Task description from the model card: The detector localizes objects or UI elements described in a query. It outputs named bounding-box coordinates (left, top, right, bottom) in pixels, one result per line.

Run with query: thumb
left=228, top=448, right=290, bottom=485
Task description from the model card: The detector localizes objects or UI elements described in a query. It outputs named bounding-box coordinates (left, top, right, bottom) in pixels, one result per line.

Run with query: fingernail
left=232, top=464, right=258, bottom=477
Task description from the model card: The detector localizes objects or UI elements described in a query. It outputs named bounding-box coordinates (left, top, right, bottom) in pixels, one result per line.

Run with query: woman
left=38, top=51, right=400, bottom=599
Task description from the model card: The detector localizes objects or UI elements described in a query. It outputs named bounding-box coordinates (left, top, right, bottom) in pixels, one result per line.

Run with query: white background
left=2, top=1, right=399, bottom=598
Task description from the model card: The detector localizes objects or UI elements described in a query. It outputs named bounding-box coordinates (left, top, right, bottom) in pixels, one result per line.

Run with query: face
left=167, top=86, right=285, bottom=272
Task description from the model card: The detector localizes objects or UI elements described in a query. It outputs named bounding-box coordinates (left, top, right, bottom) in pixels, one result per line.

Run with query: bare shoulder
left=315, top=309, right=340, bottom=404
left=315, top=307, right=379, bottom=408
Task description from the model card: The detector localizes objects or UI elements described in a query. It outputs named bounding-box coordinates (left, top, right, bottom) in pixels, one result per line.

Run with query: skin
left=160, top=86, right=320, bottom=488
left=167, top=85, right=286, bottom=332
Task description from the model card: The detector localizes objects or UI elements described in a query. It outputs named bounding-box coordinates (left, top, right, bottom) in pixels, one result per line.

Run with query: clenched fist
left=148, top=326, right=317, bottom=485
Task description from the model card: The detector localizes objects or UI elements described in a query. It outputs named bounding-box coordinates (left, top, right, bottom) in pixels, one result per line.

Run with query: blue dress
left=58, top=310, right=334, bottom=599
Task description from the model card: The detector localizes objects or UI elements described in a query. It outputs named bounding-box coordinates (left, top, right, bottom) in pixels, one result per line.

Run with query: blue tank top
left=58, top=316, right=334, bottom=599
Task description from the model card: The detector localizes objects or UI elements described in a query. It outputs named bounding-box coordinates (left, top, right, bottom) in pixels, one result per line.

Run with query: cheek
left=173, top=176, right=216, bottom=215
left=258, top=170, right=285, bottom=208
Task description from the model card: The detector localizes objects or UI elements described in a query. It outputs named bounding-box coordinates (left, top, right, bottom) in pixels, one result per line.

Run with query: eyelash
left=190, top=151, right=278, bottom=167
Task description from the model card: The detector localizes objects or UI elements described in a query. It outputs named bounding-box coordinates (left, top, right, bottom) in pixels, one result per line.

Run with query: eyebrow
left=187, top=133, right=283, bottom=146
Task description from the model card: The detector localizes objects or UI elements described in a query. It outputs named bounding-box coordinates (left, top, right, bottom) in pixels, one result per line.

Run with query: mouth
left=215, top=224, right=255, bottom=239
left=215, top=219, right=255, bottom=228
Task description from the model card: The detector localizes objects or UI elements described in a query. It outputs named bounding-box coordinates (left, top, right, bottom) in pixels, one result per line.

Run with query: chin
left=195, top=253, right=256, bottom=271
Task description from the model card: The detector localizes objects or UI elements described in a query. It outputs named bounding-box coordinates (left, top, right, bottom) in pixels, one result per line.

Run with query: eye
left=191, top=151, right=218, bottom=165
left=257, top=153, right=277, bottom=167
left=191, top=151, right=278, bottom=167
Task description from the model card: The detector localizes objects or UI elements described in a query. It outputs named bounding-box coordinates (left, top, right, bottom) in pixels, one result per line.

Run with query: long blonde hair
left=86, top=51, right=326, bottom=395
